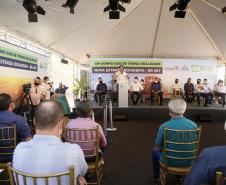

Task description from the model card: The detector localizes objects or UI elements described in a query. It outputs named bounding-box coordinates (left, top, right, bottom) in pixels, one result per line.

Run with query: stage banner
left=91, top=58, right=218, bottom=98
left=92, top=59, right=163, bottom=74
left=0, top=46, right=38, bottom=71
left=0, top=41, right=49, bottom=107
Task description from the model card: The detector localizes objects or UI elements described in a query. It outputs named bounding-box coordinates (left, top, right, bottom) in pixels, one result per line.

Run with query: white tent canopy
left=0, top=0, right=226, bottom=65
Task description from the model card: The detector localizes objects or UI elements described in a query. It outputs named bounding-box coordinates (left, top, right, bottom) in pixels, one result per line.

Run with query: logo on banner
left=40, top=62, right=43, bottom=68
left=175, top=66, right=179, bottom=70
left=181, top=65, right=189, bottom=70
left=165, top=67, right=174, bottom=70
left=44, top=63, right=47, bottom=70
left=200, top=66, right=214, bottom=72
left=191, top=65, right=200, bottom=72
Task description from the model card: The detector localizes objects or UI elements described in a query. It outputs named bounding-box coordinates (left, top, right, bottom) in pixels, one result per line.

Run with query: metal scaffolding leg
left=103, top=105, right=108, bottom=136
left=106, top=101, right=117, bottom=132
left=91, top=112, right=95, bottom=122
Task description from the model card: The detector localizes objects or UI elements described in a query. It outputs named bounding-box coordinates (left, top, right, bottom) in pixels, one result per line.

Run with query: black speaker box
left=198, top=114, right=213, bottom=122
left=113, top=114, right=127, bottom=121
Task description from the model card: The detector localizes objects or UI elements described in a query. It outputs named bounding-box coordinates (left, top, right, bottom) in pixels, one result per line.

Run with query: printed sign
left=0, top=46, right=38, bottom=71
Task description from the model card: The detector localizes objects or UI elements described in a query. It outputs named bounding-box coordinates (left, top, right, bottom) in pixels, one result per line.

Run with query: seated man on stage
left=111, top=65, right=130, bottom=80
left=151, top=77, right=163, bottom=105
left=184, top=78, right=195, bottom=103
left=158, top=78, right=163, bottom=93
left=213, top=79, right=226, bottom=107
left=129, top=77, right=143, bottom=105
left=202, top=78, right=214, bottom=104
left=94, top=79, right=107, bottom=106
left=111, top=79, right=118, bottom=103
left=194, top=79, right=209, bottom=107
left=152, top=99, right=198, bottom=185
left=172, top=79, right=184, bottom=99
left=140, top=79, right=147, bottom=103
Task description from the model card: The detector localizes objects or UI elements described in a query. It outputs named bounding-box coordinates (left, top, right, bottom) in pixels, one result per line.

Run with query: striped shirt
left=13, top=135, right=87, bottom=185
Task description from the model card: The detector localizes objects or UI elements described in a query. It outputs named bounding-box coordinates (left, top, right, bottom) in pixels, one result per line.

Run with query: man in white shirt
left=194, top=79, right=209, bottom=107
left=111, top=65, right=130, bottom=80
left=202, top=78, right=214, bottom=104
left=128, top=77, right=143, bottom=105
left=213, top=79, right=226, bottom=107
left=13, top=100, right=87, bottom=185
left=41, top=76, right=51, bottom=100
left=172, top=79, right=184, bottom=99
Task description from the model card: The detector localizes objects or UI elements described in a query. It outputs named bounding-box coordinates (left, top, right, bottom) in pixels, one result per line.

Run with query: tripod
left=16, top=92, right=35, bottom=129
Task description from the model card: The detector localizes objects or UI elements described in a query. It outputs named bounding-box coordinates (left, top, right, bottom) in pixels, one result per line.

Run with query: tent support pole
left=189, top=9, right=226, bottom=64
left=201, top=0, right=222, bottom=12
left=151, top=0, right=165, bottom=58
left=80, top=0, right=147, bottom=62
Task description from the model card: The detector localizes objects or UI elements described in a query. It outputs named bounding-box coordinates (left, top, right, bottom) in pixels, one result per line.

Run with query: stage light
left=222, top=6, right=226, bottom=13
left=169, top=0, right=190, bottom=18
left=62, top=0, right=79, bottom=14
left=23, top=0, right=45, bottom=22
left=104, top=0, right=131, bottom=19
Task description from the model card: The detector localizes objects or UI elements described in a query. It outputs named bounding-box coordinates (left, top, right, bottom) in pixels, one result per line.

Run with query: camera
left=23, top=84, right=31, bottom=93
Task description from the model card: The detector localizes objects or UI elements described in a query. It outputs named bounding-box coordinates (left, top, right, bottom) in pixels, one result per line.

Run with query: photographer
left=55, top=82, right=68, bottom=95
left=29, top=77, right=46, bottom=106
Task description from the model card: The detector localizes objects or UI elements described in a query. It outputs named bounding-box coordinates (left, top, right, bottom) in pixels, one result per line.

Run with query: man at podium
left=111, top=65, right=130, bottom=80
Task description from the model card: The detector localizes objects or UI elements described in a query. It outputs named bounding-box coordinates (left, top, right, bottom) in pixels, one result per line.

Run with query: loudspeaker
left=113, top=114, right=127, bottom=121
left=198, top=114, right=213, bottom=122
left=61, top=59, right=68, bottom=64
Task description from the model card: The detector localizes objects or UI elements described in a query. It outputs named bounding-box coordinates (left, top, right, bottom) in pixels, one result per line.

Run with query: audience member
left=152, top=99, right=198, bottom=185
left=94, top=79, right=107, bottom=105
left=194, top=79, right=209, bottom=107
left=151, top=77, right=163, bottom=105
left=213, top=79, right=226, bottom=107
left=184, top=145, right=226, bottom=185
left=202, top=79, right=213, bottom=104
left=140, top=79, right=147, bottom=103
left=55, top=82, right=68, bottom=95
left=111, top=79, right=118, bottom=103
left=111, top=65, right=130, bottom=80
left=29, top=77, right=46, bottom=106
left=13, top=100, right=87, bottom=185
left=41, top=76, right=51, bottom=100
left=184, top=78, right=195, bottom=103
left=0, top=93, right=32, bottom=163
left=172, top=79, right=184, bottom=99
left=128, top=77, right=143, bottom=105
left=66, top=100, right=111, bottom=162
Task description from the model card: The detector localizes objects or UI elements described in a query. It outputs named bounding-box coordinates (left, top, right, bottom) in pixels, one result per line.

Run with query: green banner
left=0, top=46, right=38, bottom=64
left=92, top=60, right=162, bottom=67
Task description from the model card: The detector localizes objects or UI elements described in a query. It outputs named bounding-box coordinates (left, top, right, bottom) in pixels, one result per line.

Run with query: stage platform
left=90, top=100, right=226, bottom=122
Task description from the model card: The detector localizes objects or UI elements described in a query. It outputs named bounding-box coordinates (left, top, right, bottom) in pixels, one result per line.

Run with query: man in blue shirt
left=151, top=77, right=163, bottom=105
left=0, top=93, right=32, bottom=163
left=184, top=146, right=226, bottom=185
left=94, top=79, right=107, bottom=105
left=152, top=99, right=198, bottom=185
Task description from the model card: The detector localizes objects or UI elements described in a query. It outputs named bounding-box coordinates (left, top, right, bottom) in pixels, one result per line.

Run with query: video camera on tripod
left=16, top=83, right=34, bottom=130
left=22, top=83, right=31, bottom=93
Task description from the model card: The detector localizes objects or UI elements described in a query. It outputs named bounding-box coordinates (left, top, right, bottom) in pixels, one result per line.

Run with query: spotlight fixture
left=62, top=0, right=79, bottom=14
left=222, top=6, right=226, bottom=13
left=23, top=0, right=45, bottom=22
left=104, top=0, right=131, bottom=19
left=169, top=0, right=190, bottom=18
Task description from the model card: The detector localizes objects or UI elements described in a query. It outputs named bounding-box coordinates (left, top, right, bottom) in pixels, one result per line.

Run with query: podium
left=117, top=79, right=128, bottom=107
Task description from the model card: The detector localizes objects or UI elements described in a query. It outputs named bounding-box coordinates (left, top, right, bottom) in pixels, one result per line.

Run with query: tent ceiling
left=0, top=0, right=226, bottom=64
